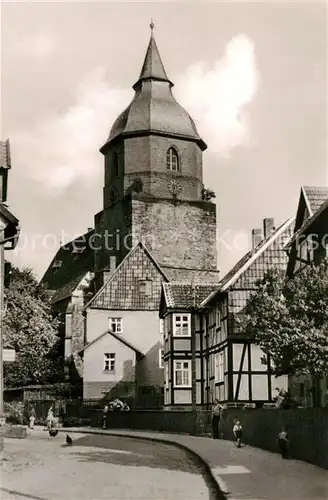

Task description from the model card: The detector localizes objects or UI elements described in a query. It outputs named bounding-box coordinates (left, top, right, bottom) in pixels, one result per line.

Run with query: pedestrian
left=277, top=427, right=289, bottom=459
left=46, top=407, right=54, bottom=431
left=102, top=404, right=109, bottom=429
left=29, top=407, right=36, bottom=429
left=211, top=399, right=223, bottom=439
left=233, top=419, right=243, bottom=448
left=275, top=387, right=287, bottom=409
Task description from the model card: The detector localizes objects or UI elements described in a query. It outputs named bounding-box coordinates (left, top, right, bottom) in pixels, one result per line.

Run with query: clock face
left=168, top=180, right=182, bottom=196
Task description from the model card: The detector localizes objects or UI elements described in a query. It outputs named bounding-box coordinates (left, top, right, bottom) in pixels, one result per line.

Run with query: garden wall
left=74, top=407, right=328, bottom=469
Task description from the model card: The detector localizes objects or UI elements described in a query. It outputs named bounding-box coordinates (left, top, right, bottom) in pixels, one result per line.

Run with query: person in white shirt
left=233, top=420, right=243, bottom=448
left=212, top=400, right=223, bottom=439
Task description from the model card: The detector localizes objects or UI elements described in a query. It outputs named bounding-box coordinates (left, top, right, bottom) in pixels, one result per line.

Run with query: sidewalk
left=63, top=427, right=328, bottom=500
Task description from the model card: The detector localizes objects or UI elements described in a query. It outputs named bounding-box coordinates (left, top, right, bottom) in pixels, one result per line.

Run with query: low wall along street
left=75, top=407, right=328, bottom=469
left=7, top=397, right=327, bottom=469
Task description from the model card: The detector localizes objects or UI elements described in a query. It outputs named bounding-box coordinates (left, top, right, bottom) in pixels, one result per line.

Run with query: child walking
left=29, top=408, right=36, bottom=429
left=277, top=428, right=289, bottom=459
left=233, top=419, right=243, bottom=448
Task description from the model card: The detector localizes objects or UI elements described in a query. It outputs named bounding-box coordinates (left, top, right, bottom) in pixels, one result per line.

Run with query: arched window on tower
left=166, top=147, right=179, bottom=172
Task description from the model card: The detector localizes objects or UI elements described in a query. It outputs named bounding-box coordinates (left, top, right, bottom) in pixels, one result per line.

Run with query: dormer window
left=166, top=147, right=179, bottom=172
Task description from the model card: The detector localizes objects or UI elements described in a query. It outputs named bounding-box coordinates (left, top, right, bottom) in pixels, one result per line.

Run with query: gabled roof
left=200, top=216, right=295, bottom=307
left=84, top=241, right=168, bottom=310
left=79, top=329, right=144, bottom=356
left=286, top=197, right=328, bottom=248
left=162, top=282, right=218, bottom=310
left=302, top=186, right=328, bottom=216
left=41, top=229, right=94, bottom=304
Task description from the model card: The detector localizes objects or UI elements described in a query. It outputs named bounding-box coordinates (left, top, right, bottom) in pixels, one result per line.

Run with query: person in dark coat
left=102, top=405, right=109, bottom=429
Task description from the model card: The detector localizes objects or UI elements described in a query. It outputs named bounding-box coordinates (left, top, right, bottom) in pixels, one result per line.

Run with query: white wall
left=86, top=308, right=161, bottom=354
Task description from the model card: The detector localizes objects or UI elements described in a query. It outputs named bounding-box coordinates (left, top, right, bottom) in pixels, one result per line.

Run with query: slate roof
left=162, top=282, right=218, bottom=310
left=41, top=229, right=94, bottom=304
left=79, top=329, right=145, bottom=356
left=84, top=241, right=168, bottom=310
left=135, top=32, right=171, bottom=86
left=302, top=186, right=328, bottom=216
left=101, top=32, right=206, bottom=152
left=160, top=266, right=219, bottom=283
left=200, top=216, right=295, bottom=307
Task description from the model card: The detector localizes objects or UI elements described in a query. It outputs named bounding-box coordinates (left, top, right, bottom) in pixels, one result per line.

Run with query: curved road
left=2, top=431, right=215, bottom=499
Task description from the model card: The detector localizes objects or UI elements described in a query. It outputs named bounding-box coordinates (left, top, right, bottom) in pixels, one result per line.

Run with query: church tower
left=94, top=25, right=218, bottom=283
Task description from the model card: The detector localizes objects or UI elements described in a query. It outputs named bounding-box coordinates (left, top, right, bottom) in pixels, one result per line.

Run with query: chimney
left=109, top=255, right=116, bottom=273
left=252, top=228, right=262, bottom=249
left=102, top=256, right=117, bottom=284
left=263, top=218, right=275, bottom=239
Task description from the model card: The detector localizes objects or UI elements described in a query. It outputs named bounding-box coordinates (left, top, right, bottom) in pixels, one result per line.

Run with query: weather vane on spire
left=150, top=18, right=155, bottom=33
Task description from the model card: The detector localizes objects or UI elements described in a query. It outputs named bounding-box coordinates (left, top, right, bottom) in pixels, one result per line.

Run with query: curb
left=59, top=428, right=226, bottom=500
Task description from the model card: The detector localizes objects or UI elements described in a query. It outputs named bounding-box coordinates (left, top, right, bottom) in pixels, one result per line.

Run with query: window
left=306, top=236, right=314, bottom=262
left=109, top=317, right=122, bottom=333
left=104, top=353, right=115, bottom=372
left=139, top=279, right=152, bottom=296
left=173, top=314, right=191, bottom=336
left=165, top=363, right=169, bottom=387
left=215, top=352, right=224, bottom=382
left=166, top=147, right=179, bottom=171
left=174, top=360, right=191, bottom=387
left=159, top=348, right=164, bottom=368
left=216, top=308, right=221, bottom=327
left=159, top=319, right=164, bottom=336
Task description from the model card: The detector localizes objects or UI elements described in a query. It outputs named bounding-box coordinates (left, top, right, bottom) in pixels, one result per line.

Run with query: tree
left=3, top=267, right=63, bottom=387
left=242, top=260, right=328, bottom=379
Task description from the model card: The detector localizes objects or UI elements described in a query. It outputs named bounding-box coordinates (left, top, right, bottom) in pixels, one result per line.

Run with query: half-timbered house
left=285, top=186, right=328, bottom=407
left=160, top=217, right=295, bottom=408
left=286, top=186, right=328, bottom=277
left=160, top=283, right=217, bottom=408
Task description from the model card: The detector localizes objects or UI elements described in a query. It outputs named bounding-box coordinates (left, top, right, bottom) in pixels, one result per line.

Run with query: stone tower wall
left=131, top=196, right=217, bottom=271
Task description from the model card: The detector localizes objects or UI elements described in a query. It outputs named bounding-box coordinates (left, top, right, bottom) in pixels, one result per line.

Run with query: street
left=1, top=430, right=213, bottom=500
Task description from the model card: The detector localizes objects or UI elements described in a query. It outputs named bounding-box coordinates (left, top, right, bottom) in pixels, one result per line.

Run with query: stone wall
left=131, top=196, right=217, bottom=271
left=124, top=135, right=203, bottom=200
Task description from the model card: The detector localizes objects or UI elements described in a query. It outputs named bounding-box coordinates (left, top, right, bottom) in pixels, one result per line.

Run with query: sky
left=1, top=0, right=326, bottom=279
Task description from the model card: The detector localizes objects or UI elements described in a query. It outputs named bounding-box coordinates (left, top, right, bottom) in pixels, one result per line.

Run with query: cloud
left=15, top=32, right=60, bottom=59
left=13, top=67, right=132, bottom=192
left=175, top=34, right=260, bottom=155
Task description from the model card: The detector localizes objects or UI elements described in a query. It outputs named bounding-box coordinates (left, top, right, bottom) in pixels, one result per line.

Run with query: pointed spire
left=133, top=23, right=173, bottom=90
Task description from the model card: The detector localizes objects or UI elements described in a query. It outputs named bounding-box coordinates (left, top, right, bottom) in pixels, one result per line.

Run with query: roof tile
left=303, top=186, right=328, bottom=215
left=163, top=282, right=218, bottom=309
